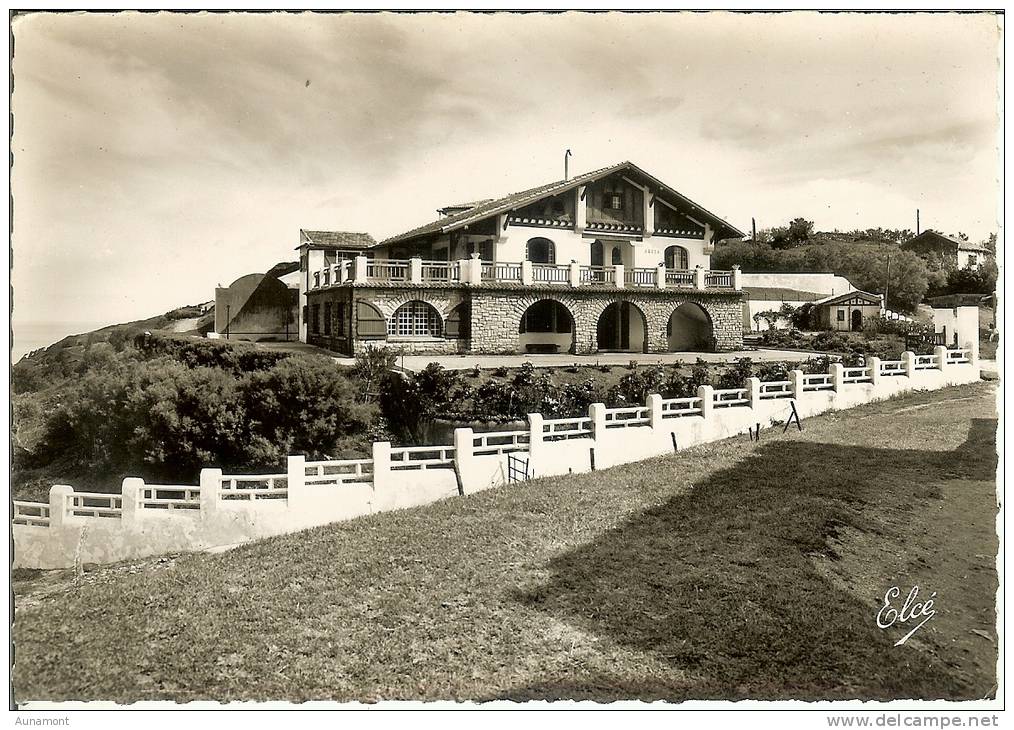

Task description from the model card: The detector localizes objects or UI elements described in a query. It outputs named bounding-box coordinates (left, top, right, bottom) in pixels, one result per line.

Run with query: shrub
left=352, top=347, right=398, bottom=400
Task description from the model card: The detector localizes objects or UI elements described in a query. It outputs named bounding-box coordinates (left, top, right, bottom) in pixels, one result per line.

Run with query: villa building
left=299, top=161, right=747, bottom=356
left=902, top=230, right=991, bottom=270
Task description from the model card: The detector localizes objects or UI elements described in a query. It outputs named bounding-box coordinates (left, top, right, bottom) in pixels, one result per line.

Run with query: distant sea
left=11, top=320, right=113, bottom=363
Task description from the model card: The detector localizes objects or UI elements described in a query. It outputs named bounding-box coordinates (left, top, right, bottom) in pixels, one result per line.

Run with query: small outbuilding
left=214, top=272, right=299, bottom=342
left=814, top=290, right=884, bottom=332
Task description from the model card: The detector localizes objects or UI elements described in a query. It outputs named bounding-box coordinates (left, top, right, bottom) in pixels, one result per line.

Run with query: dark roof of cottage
left=380, top=161, right=746, bottom=246
left=813, top=289, right=883, bottom=307
left=743, top=286, right=825, bottom=302
left=905, top=230, right=962, bottom=247
left=298, top=230, right=377, bottom=249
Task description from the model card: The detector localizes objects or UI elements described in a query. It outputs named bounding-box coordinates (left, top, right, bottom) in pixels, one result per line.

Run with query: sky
left=11, top=11, right=1002, bottom=344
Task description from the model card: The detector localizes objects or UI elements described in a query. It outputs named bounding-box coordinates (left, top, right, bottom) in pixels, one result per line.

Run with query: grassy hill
left=12, top=382, right=998, bottom=703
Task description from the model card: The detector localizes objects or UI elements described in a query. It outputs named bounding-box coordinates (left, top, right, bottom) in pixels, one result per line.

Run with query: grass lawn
left=13, top=382, right=998, bottom=703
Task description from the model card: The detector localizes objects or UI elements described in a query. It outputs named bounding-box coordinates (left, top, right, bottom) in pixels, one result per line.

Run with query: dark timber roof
left=380, top=161, right=746, bottom=247
left=298, top=230, right=377, bottom=249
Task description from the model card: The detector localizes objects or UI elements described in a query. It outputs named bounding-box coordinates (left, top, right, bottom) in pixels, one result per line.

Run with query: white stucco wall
left=740, top=272, right=856, bottom=297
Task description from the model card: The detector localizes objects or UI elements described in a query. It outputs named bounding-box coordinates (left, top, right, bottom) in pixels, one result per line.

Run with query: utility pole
left=884, top=254, right=892, bottom=311
left=916, top=209, right=920, bottom=235
left=752, top=218, right=757, bottom=243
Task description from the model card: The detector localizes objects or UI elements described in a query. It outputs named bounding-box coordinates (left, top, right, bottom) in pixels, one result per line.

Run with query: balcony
left=308, top=257, right=741, bottom=292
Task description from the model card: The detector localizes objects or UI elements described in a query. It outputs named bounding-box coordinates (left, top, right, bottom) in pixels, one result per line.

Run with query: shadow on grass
left=501, top=418, right=997, bottom=702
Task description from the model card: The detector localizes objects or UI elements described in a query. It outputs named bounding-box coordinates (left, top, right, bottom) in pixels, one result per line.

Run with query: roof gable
left=814, top=289, right=883, bottom=307
left=380, top=161, right=745, bottom=246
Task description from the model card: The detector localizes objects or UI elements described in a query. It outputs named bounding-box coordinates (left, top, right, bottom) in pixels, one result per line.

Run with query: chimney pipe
left=564, top=149, right=572, bottom=181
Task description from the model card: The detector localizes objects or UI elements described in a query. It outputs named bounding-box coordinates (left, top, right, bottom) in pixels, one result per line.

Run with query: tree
left=787, top=217, right=814, bottom=245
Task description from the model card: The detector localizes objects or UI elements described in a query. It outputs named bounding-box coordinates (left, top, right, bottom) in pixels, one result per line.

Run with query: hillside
left=12, top=383, right=998, bottom=702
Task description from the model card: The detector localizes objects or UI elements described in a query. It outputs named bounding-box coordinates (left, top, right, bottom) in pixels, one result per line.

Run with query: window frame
left=388, top=300, right=444, bottom=339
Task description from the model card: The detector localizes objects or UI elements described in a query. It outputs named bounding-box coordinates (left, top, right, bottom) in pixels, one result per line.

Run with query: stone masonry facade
left=306, top=283, right=743, bottom=356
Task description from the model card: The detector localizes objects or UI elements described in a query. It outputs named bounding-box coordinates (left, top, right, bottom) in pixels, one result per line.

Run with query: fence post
left=286, top=455, right=306, bottom=509
left=656, top=263, right=667, bottom=290
left=789, top=369, right=805, bottom=400
left=521, top=260, right=534, bottom=286
left=354, top=254, right=369, bottom=282
left=901, top=351, right=917, bottom=378
left=647, top=393, right=664, bottom=430
left=697, top=385, right=714, bottom=420
left=934, top=345, right=948, bottom=371
left=456, top=258, right=470, bottom=284
left=469, top=252, right=483, bottom=283
left=569, top=261, right=581, bottom=287
left=694, top=266, right=706, bottom=290
left=732, top=264, right=742, bottom=291
left=589, top=402, right=608, bottom=440
left=867, top=356, right=882, bottom=386
left=527, top=414, right=544, bottom=465
left=372, top=441, right=392, bottom=493
left=453, top=427, right=474, bottom=476
left=49, top=484, right=74, bottom=529
left=121, top=477, right=144, bottom=527
left=613, top=264, right=625, bottom=289
left=830, top=363, right=845, bottom=392
left=746, top=377, right=762, bottom=409
left=200, top=468, right=222, bottom=517
left=409, top=256, right=423, bottom=284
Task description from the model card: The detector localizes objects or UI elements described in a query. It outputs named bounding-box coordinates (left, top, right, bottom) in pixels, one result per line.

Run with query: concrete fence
left=13, top=346, right=980, bottom=570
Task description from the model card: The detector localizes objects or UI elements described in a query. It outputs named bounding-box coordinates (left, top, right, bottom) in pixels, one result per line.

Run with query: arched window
left=526, top=237, right=556, bottom=264
left=665, top=245, right=689, bottom=270
left=611, top=247, right=623, bottom=266
left=388, top=301, right=443, bottom=338
left=590, top=240, right=604, bottom=267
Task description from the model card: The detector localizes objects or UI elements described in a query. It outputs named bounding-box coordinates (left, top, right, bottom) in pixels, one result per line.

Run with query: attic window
left=607, top=192, right=623, bottom=211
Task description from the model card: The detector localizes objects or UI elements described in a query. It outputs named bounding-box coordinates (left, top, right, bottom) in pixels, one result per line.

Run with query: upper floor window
left=526, top=237, right=556, bottom=264
left=607, top=192, right=624, bottom=211
left=665, top=245, right=689, bottom=271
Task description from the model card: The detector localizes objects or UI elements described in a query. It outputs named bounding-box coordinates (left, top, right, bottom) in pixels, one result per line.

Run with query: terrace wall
left=13, top=348, right=980, bottom=570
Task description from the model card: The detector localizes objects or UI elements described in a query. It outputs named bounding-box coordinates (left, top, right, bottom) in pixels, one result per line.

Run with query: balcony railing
left=308, top=257, right=741, bottom=292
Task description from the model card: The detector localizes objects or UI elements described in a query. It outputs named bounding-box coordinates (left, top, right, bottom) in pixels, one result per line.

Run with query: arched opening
left=526, top=237, right=556, bottom=264
left=388, top=300, right=443, bottom=339
left=445, top=302, right=471, bottom=340
left=850, top=309, right=863, bottom=332
left=665, top=245, right=689, bottom=270
left=518, top=299, right=575, bottom=354
left=667, top=302, right=715, bottom=352
left=590, top=240, right=604, bottom=267
left=597, top=301, right=647, bottom=352
left=611, top=247, right=623, bottom=266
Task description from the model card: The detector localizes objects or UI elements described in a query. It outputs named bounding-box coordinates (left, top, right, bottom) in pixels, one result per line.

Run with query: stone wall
left=308, top=283, right=743, bottom=355
left=469, top=286, right=743, bottom=354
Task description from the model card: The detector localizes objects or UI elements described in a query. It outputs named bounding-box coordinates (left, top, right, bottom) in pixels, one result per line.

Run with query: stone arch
left=515, top=296, right=577, bottom=354
left=666, top=301, right=716, bottom=352
left=370, top=291, right=462, bottom=322
left=596, top=300, right=648, bottom=352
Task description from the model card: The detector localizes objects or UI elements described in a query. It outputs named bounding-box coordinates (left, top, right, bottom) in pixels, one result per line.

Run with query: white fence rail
left=390, top=445, right=455, bottom=470
left=880, top=360, right=906, bottom=377
left=13, top=501, right=50, bottom=527
left=140, top=484, right=201, bottom=511
left=473, top=430, right=530, bottom=456
left=758, top=381, right=793, bottom=399
left=66, top=492, right=123, bottom=518
left=661, top=396, right=703, bottom=418
left=842, top=367, right=873, bottom=384
left=305, top=459, right=374, bottom=486
left=543, top=416, right=593, bottom=441
left=219, top=474, right=288, bottom=500
left=604, top=406, right=651, bottom=428
left=946, top=349, right=972, bottom=364
left=914, top=354, right=939, bottom=370
left=713, top=388, right=750, bottom=408
left=801, top=373, right=834, bottom=392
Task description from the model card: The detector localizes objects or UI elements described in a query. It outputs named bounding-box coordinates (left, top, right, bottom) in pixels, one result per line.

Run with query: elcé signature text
left=877, top=585, right=937, bottom=646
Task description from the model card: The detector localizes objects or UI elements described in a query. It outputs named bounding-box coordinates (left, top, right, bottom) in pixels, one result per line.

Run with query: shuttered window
left=445, top=303, right=470, bottom=339
left=356, top=301, right=387, bottom=339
